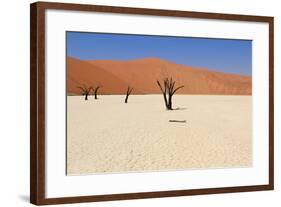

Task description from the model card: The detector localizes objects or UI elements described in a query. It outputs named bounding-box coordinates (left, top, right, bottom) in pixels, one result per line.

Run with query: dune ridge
left=67, top=57, right=251, bottom=95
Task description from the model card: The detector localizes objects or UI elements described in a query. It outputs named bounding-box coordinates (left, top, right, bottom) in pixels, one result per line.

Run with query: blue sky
left=66, top=32, right=252, bottom=76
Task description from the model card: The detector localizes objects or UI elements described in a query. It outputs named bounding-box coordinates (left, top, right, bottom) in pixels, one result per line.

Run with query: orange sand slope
left=67, top=57, right=251, bottom=95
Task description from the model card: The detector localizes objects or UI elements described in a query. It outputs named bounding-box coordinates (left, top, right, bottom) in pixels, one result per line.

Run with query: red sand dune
left=67, top=57, right=128, bottom=94
left=67, top=57, right=251, bottom=95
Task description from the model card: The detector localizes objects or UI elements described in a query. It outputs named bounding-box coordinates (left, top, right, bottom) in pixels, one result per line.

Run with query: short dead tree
left=125, top=86, right=133, bottom=103
left=77, top=85, right=92, bottom=100
left=156, top=77, right=184, bottom=110
left=93, top=85, right=102, bottom=99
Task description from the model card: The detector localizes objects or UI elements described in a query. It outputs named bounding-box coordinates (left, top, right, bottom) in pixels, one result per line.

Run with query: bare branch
left=125, top=86, right=133, bottom=103
left=95, top=85, right=102, bottom=90
left=77, top=85, right=92, bottom=100
left=77, top=86, right=85, bottom=92
left=172, top=85, right=184, bottom=95
left=157, top=80, right=165, bottom=93
left=156, top=76, right=185, bottom=110
left=164, top=78, right=169, bottom=93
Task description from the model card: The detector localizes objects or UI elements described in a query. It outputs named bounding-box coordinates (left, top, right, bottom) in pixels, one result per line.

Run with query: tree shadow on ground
left=173, top=107, right=187, bottom=111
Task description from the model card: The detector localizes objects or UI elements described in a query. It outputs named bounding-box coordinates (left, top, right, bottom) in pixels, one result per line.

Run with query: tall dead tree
left=156, top=79, right=168, bottom=108
left=93, top=85, right=102, bottom=99
left=156, top=77, right=184, bottom=110
left=77, top=85, right=92, bottom=100
left=125, top=86, right=133, bottom=103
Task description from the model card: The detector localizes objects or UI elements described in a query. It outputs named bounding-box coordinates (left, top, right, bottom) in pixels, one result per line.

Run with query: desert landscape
left=67, top=95, right=251, bottom=175
left=67, top=57, right=252, bottom=95
left=66, top=57, right=252, bottom=175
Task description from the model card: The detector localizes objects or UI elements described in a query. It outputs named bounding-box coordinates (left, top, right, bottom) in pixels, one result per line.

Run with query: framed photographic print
left=30, top=1, right=274, bottom=205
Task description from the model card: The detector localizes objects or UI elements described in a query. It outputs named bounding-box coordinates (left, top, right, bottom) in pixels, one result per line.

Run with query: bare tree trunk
left=85, top=93, right=88, bottom=100
left=157, top=79, right=168, bottom=109
left=94, top=86, right=101, bottom=99
left=125, top=86, right=133, bottom=103
left=163, top=93, right=169, bottom=109
left=168, top=94, right=172, bottom=110
left=125, top=95, right=129, bottom=103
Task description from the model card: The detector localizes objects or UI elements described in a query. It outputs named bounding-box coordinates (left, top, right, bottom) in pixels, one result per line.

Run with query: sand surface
left=67, top=95, right=252, bottom=175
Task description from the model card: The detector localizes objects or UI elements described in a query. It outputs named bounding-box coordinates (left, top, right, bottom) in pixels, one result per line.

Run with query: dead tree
left=157, top=78, right=168, bottom=109
left=77, top=85, right=92, bottom=100
left=93, top=85, right=102, bottom=99
left=125, top=86, right=133, bottom=103
left=156, top=77, right=184, bottom=110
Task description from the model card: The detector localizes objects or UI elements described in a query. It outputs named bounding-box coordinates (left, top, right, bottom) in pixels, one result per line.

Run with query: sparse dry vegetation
left=157, top=77, right=184, bottom=110
left=77, top=85, right=92, bottom=100
left=93, top=85, right=102, bottom=99
left=125, top=86, right=133, bottom=103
